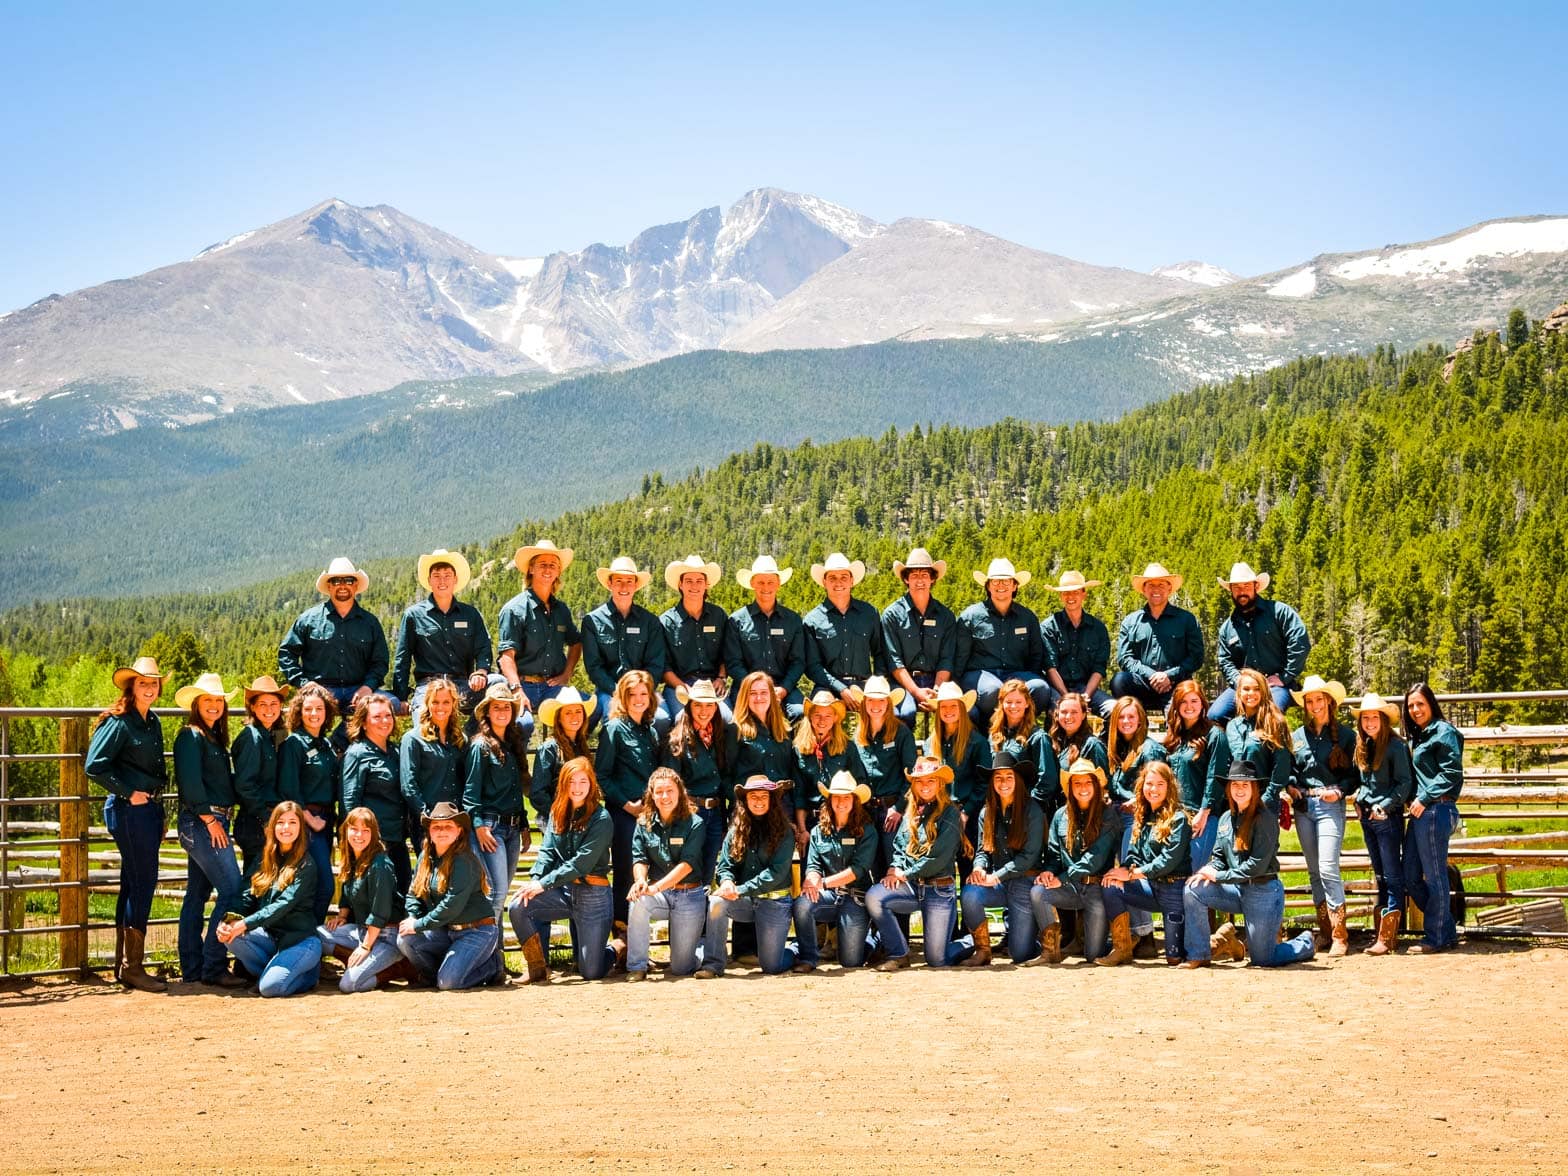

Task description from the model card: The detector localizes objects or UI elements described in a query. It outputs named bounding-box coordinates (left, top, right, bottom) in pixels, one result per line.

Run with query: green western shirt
left=661, top=721, right=738, bottom=801
left=341, top=740, right=405, bottom=843
left=231, top=722, right=281, bottom=825
left=1207, top=716, right=1292, bottom=812
left=1043, top=807, right=1118, bottom=883
left=278, top=600, right=389, bottom=690
left=892, top=803, right=962, bottom=881
left=1353, top=737, right=1414, bottom=812
left=1115, top=603, right=1204, bottom=688
left=1126, top=810, right=1192, bottom=879
left=804, top=820, right=878, bottom=889
left=1216, top=598, right=1311, bottom=689
left=880, top=593, right=958, bottom=676
left=529, top=737, right=584, bottom=823
left=595, top=716, right=661, bottom=809
left=392, top=596, right=494, bottom=699
left=497, top=588, right=580, bottom=678
left=632, top=811, right=707, bottom=879
left=1290, top=723, right=1357, bottom=807
left=803, top=597, right=886, bottom=694
left=938, top=729, right=992, bottom=816
left=1046, top=734, right=1108, bottom=812
left=956, top=598, right=1046, bottom=675
left=716, top=826, right=795, bottom=897
left=853, top=723, right=918, bottom=804
left=581, top=600, right=667, bottom=695
left=973, top=801, right=1045, bottom=882
left=1409, top=720, right=1465, bottom=805
left=1167, top=737, right=1219, bottom=814
left=174, top=727, right=235, bottom=817
left=659, top=601, right=729, bottom=680
left=338, top=852, right=404, bottom=928
left=278, top=731, right=338, bottom=811
left=405, top=849, right=492, bottom=929
left=463, top=739, right=527, bottom=826
left=237, top=857, right=319, bottom=949
left=792, top=744, right=867, bottom=820
left=1108, top=737, right=1169, bottom=806
left=531, top=806, right=613, bottom=888
left=1210, top=808, right=1281, bottom=882
left=1041, top=609, right=1111, bottom=688
left=737, top=728, right=795, bottom=785
left=399, top=730, right=463, bottom=817
left=85, top=708, right=167, bottom=800
left=993, top=727, right=1052, bottom=808
left=723, top=601, right=806, bottom=692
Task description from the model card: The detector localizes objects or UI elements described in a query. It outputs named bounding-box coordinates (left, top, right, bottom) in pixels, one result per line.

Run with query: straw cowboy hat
left=1059, top=757, right=1109, bottom=791
left=421, top=800, right=471, bottom=829
left=112, top=656, right=165, bottom=690
left=905, top=756, right=955, bottom=787
left=675, top=679, right=724, bottom=708
left=1218, top=561, right=1271, bottom=593
left=818, top=769, right=871, bottom=804
left=974, top=558, right=1032, bottom=589
left=860, top=675, right=907, bottom=709
left=473, top=682, right=523, bottom=726
left=893, top=547, right=947, bottom=582
left=811, top=552, right=866, bottom=587
left=665, top=554, right=723, bottom=593
left=801, top=690, right=848, bottom=723
left=736, top=555, right=793, bottom=590
left=596, top=556, right=652, bottom=592
left=513, top=539, right=574, bottom=575
left=418, top=549, right=472, bottom=594
left=929, top=680, right=978, bottom=712
left=1131, top=563, right=1184, bottom=593
left=174, top=673, right=240, bottom=709
left=1349, top=691, right=1402, bottom=725
left=315, top=556, right=369, bottom=596
left=243, top=675, right=291, bottom=703
left=536, top=686, right=597, bottom=727
left=1292, top=674, right=1348, bottom=709
left=1042, top=570, right=1103, bottom=593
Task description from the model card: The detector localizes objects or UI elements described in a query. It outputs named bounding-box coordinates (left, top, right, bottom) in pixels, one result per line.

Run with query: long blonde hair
left=409, top=816, right=489, bottom=900
left=795, top=704, right=849, bottom=756
left=250, top=801, right=311, bottom=897
left=1106, top=696, right=1149, bottom=770
left=988, top=679, right=1037, bottom=751
left=1130, top=762, right=1181, bottom=845
left=416, top=678, right=466, bottom=747
left=902, top=780, right=955, bottom=861
left=1236, top=668, right=1290, bottom=750
left=928, top=701, right=975, bottom=766
left=736, top=671, right=789, bottom=742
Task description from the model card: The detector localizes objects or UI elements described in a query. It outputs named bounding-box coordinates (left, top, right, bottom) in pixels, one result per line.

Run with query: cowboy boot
left=113, top=925, right=126, bottom=984
left=519, top=933, right=549, bottom=983
left=1314, top=902, right=1332, bottom=951
left=962, top=922, right=993, bottom=967
left=120, top=927, right=167, bottom=993
left=1133, top=931, right=1159, bottom=959
left=1210, top=923, right=1247, bottom=962
left=610, top=921, right=628, bottom=974
left=1366, top=909, right=1400, bottom=956
left=1023, top=923, right=1062, bottom=966
left=1327, top=905, right=1349, bottom=958
left=374, top=957, right=419, bottom=988
left=1095, top=913, right=1135, bottom=967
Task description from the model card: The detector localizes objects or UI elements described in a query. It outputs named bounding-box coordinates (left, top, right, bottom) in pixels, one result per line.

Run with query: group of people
left=82, top=542, right=1465, bottom=993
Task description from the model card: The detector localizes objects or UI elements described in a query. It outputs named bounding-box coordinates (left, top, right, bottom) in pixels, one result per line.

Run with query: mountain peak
left=1152, top=260, right=1239, bottom=287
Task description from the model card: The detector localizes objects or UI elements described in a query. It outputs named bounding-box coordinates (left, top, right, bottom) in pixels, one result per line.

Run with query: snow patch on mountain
left=499, top=256, right=544, bottom=280
left=1332, top=218, right=1568, bottom=280
left=1267, top=267, right=1318, bottom=298
left=1153, top=261, right=1239, bottom=287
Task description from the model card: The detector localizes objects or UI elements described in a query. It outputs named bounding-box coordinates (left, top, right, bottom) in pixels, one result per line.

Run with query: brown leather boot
left=1366, top=909, right=1400, bottom=956
left=1096, top=913, right=1135, bottom=967
left=519, top=933, right=549, bottom=983
left=963, top=921, right=993, bottom=967
left=1327, top=905, right=1349, bottom=957
left=374, top=957, right=420, bottom=988
left=119, top=927, right=167, bottom=993
left=1210, top=922, right=1247, bottom=962
left=1314, top=903, right=1332, bottom=951
left=1036, top=923, right=1062, bottom=965
left=113, top=925, right=126, bottom=984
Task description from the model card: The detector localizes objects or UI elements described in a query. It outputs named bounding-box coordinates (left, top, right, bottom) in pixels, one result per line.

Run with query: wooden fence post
left=58, top=718, right=89, bottom=973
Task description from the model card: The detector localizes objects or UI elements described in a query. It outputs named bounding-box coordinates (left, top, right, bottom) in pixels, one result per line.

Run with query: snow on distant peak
left=499, top=256, right=544, bottom=280
left=787, top=193, right=883, bottom=241
left=922, top=220, right=967, bottom=237
left=1153, top=260, right=1238, bottom=287
left=1332, top=218, right=1568, bottom=280
left=196, top=229, right=256, bottom=259
left=1266, top=267, right=1317, bottom=298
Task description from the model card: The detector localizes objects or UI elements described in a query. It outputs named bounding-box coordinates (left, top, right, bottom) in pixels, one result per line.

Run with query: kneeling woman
left=792, top=771, right=878, bottom=972
left=698, top=777, right=796, bottom=977
left=960, top=748, right=1045, bottom=966
left=626, top=767, right=708, bottom=980
left=865, top=757, right=962, bottom=971
left=1029, top=760, right=1117, bottom=964
left=1099, top=761, right=1191, bottom=966
left=216, top=801, right=322, bottom=996
left=397, top=802, right=502, bottom=990
left=319, top=807, right=406, bottom=992
left=1181, top=761, right=1316, bottom=968
left=507, top=757, right=619, bottom=982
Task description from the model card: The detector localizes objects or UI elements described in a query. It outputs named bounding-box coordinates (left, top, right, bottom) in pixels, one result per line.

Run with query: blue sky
left=2, top=1, right=1562, bottom=313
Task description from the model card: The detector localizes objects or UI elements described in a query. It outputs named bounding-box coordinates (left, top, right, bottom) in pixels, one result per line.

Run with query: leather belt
left=494, top=812, right=524, bottom=829
left=1243, top=875, right=1279, bottom=885
left=577, top=875, right=610, bottom=887
left=205, top=806, right=233, bottom=821
left=753, top=887, right=791, bottom=900
left=666, top=882, right=701, bottom=890
left=521, top=675, right=551, bottom=683
left=449, top=917, right=497, bottom=931
left=693, top=797, right=723, bottom=810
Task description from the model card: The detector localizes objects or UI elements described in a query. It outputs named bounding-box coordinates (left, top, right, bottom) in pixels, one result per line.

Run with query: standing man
left=497, top=538, right=581, bottom=747
left=1040, top=570, right=1113, bottom=718
left=277, top=556, right=392, bottom=743
left=803, top=552, right=886, bottom=710
left=659, top=554, right=731, bottom=721
left=880, top=547, right=957, bottom=725
left=723, top=555, right=807, bottom=720
left=1111, top=562, right=1204, bottom=712
left=392, top=549, right=500, bottom=719
left=956, top=557, right=1051, bottom=723
left=1210, top=561, right=1311, bottom=722
left=581, top=556, right=671, bottom=735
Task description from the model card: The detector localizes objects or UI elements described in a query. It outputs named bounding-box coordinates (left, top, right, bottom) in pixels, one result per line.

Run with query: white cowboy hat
left=1219, top=561, right=1271, bottom=593
left=801, top=689, right=848, bottom=722
left=860, top=675, right=907, bottom=709
left=242, top=675, right=291, bottom=703
left=536, top=686, right=597, bottom=728
left=112, top=656, right=165, bottom=690
left=929, top=680, right=978, bottom=712
left=315, top=556, right=369, bottom=596
left=418, top=549, right=472, bottom=594
left=973, top=557, right=1032, bottom=589
left=893, top=547, right=947, bottom=582
left=596, top=556, right=652, bottom=592
left=174, top=673, right=240, bottom=709
left=1291, top=674, right=1348, bottom=709
left=513, top=539, right=574, bottom=575
left=1131, top=562, right=1184, bottom=593
left=818, top=769, right=872, bottom=804
left=664, top=554, right=723, bottom=593
left=675, top=679, right=724, bottom=707
left=1349, top=691, right=1402, bottom=725
left=1042, top=570, right=1103, bottom=593
left=736, top=555, right=793, bottom=590
left=810, top=552, right=866, bottom=587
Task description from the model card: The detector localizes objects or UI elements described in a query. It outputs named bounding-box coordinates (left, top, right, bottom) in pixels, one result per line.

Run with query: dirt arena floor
left=2, top=941, right=1567, bottom=1174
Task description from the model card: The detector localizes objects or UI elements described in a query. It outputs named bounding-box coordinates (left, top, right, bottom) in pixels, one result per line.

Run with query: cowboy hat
left=1218, top=561, right=1271, bottom=593
left=665, top=554, right=723, bottom=593
left=987, top=746, right=1037, bottom=786
left=421, top=800, right=471, bottom=828
left=818, top=769, right=872, bottom=804
left=929, top=680, right=978, bottom=712
left=905, top=756, right=955, bottom=787
left=736, top=554, right=793, bottom=590
left=973, top=557, right=1032, bottom=589
left=596, top=556, right=652, bottom=592
left=243, top=675, right=291, bottom=703
left=474, top=682, right=523, bottom=725
left=1291, top=674, right=1348, bottom=709
left=734, top=775, right=783, bottom=799
left=1059, top=757, right=1108, bottom=790
left=536, top=686, right=597, bottom=728
left=112, top=656, right=165, bottom=690
left=1224, top=758, right=1267, bottom=783
left=860, top=675, right=907, bottom=709
left=893, top=547, right=947, bottom=582
left=675, top=679, right=723, bottom=708
left=513, top=539, right=574, bottom=575
left=810, top=552, right=866, bottom=587
left=174, top=673, right=240, bottom=709
left=418, top=549, right=472, bottom=594
left=1131, top=563, right=1184, bottom=593
left=801, top=690, right=847, bottom=723
left=1042, top=570, right=1103, bottom=593
left=1349, top=692, right=1402, bottom=725
left=315, top=556, right=369, bottom=596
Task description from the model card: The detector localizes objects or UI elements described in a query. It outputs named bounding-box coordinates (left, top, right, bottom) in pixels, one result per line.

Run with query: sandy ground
left=2, top=942, right=1567, bottom=1175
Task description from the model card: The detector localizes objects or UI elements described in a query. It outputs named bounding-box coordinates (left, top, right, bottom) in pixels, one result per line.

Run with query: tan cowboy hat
left=801, top=689, right=847, bottom=722
left=810, top=552, right=866, bottom=587
left=1131, top=562, right=1184, bottom=593
left=974, top=557, right=1031, bottom=589
left=665, top=554, right=723, bottom=593
left=174, top=673, right=240, bottom=709
left=421, top=800, right=471, bottom=829
left=905, top=756, right=955, bottom=787
left=860, top=675, right=907, bottom=709
left=1349, top=692, right=1402, bottom=725
left=736, top=554, right=793, bottom=590
left=1059, top=757, right=1109, bottom=791
left=1042, top=570, right=1103, bottom=593
left=112, top=656, right=165, bottom=690
left=1292, top=674, right=1348, bottom=709
left=315, top=556, right=369, bottom=596
left=1219, top=561, right=1271, bottom=593
left=596, top=556, right=652, bottom=592
left=536, top=686, right=597, bottom=728
left=735, top=775, right=783, bottom=800
left=818, top=769, right=872, bottom=804
left=513, top=539, right=574, bottom=575
left=243, top=675, right=291, bottom=703
left=418, top=549, right=472, bottom=594
left=929, top=680, right=978, bottom=712
left=675, top=679, right=724, bottom=708
left=894, top=547, right=947, bottom=582
left=474, top=682, right=523, bottom=725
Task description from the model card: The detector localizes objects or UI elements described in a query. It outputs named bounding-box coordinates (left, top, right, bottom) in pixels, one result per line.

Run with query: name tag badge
left=455, top=621, right=468, bottom=629
left=703, top=626, right=716, bottom=634
left=843, top=838, right=856, bottom=845
left=770, top=628, right=784, bottom=636
left=556, top=625, right=566, bottom=632
left=671, top=838, right=684, bottom=846
left=923, top=619, right=936, bottom=627
left=627, top=627, right=640, bottom=634
left=1014, top=627, right=1027, bottom=635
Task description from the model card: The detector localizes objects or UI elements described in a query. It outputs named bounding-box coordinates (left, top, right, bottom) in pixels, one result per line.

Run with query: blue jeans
left=702, top=894, right=795, bottom=974
left=1208, top=684, right=1295, bottom=724
left=1183, top=877, right=1314, bottom=966
left=1030, top=879, right=1108, bottom=961
left=1296, top=797, right=1347, bottom=908
left=509, top=882, right=616, bottom=980
left=318, top=922, right=403, bottom=992
left=792, top=889, right=871, bottom=967
left=1405, top=802, right=1458, bottom=948
left=893, top=673, right=938, bottom=726
left=104, top=793, right=164, bottom=932
left=960, top=877, right=1039, bottom=963
left=866, top=880, right=957, bottom=966
left=960, top=670, right=1052, bottom=723
left=409, top=673, right=507, bottom=724
left=321, top=685, right=399, bottom=749
left=177, top=809, right=245, bottom=982
left=628, top=886, right=708, bottom=974
left=302, top=821, right=334, bottom=924
left=693, top=803, right=725, bottom=886
left=1188, top=809, right=1219, bottom=874
left=1102, top=878, right=1187, bottom=960
left=1116, top=815, right=1155, bottom=937
left=477, top=822, right=522, bottom=968
left=1108, top=671, right=1173, bottom=713
left=1359, top=807, right=1407, bottom=916
left=515, top=680, right=559, bottom=747
left=227, top=928, right=322, bottom=996
left=397, top=923, right=501, bottom=990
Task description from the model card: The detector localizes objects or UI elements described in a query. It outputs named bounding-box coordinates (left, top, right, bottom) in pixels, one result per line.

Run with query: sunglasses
left=327, top=577, right=358, bottom=586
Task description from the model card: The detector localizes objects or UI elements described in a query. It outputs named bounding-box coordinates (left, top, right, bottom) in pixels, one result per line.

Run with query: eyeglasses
left=327, top=577, right=358, bottom=586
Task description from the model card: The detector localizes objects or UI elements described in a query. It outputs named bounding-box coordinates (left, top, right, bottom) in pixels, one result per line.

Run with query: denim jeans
left=609, top=807, right=640, bottom=926
left=509, top=882, right=616, bottom=980
left=233, top=811, right=266, bottom=880
left=1405, top=803, right=1458, bottom=948
left=177, top=809, right=245, bottom=981
left=893, top=673, right=938, bottom=726
left=104, top=793, right=164, bottom=932
left=397, top=922, right=501, bottom=989
left=1101, top=878, right=1187, bottom=960
left=318, top=922, right=403, bottom=992
left=302, top=823, right=334, bottom=924
left=628, top=886, right=708, bottom=974
left=1108, top=672, right=1172, bottom=714
left=702, top=894, right=795, bottom=974
left=476, top=824, right=522, bottom=928
left=792, top=889, right=871, bottom=967
left=409, top=674, right=507, bottom=726
left=1030, top=879, right=1108, bottom=961
left=866, top=880, right=957, bottom=966
left=515, top=680, right=560, bottom=747
left=1188, top=809, right=1219, bottom=875
left=960, top=670, right=1052, bottom=723
left=1208, top=684, right=1294, bottom=724
left=693, top=805, right=725, bottom=886
left=1295, top=797, right=1347, bottom=908
left=959, top=878, right=1039, bottom=963
left=1116, top=815, right=1155, bottom=938
left=1183, top=877, right=1314, bottom=966
left=227, top=928, right=323, bottom=996
left=1359, top=807, right=1407, bottom=916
